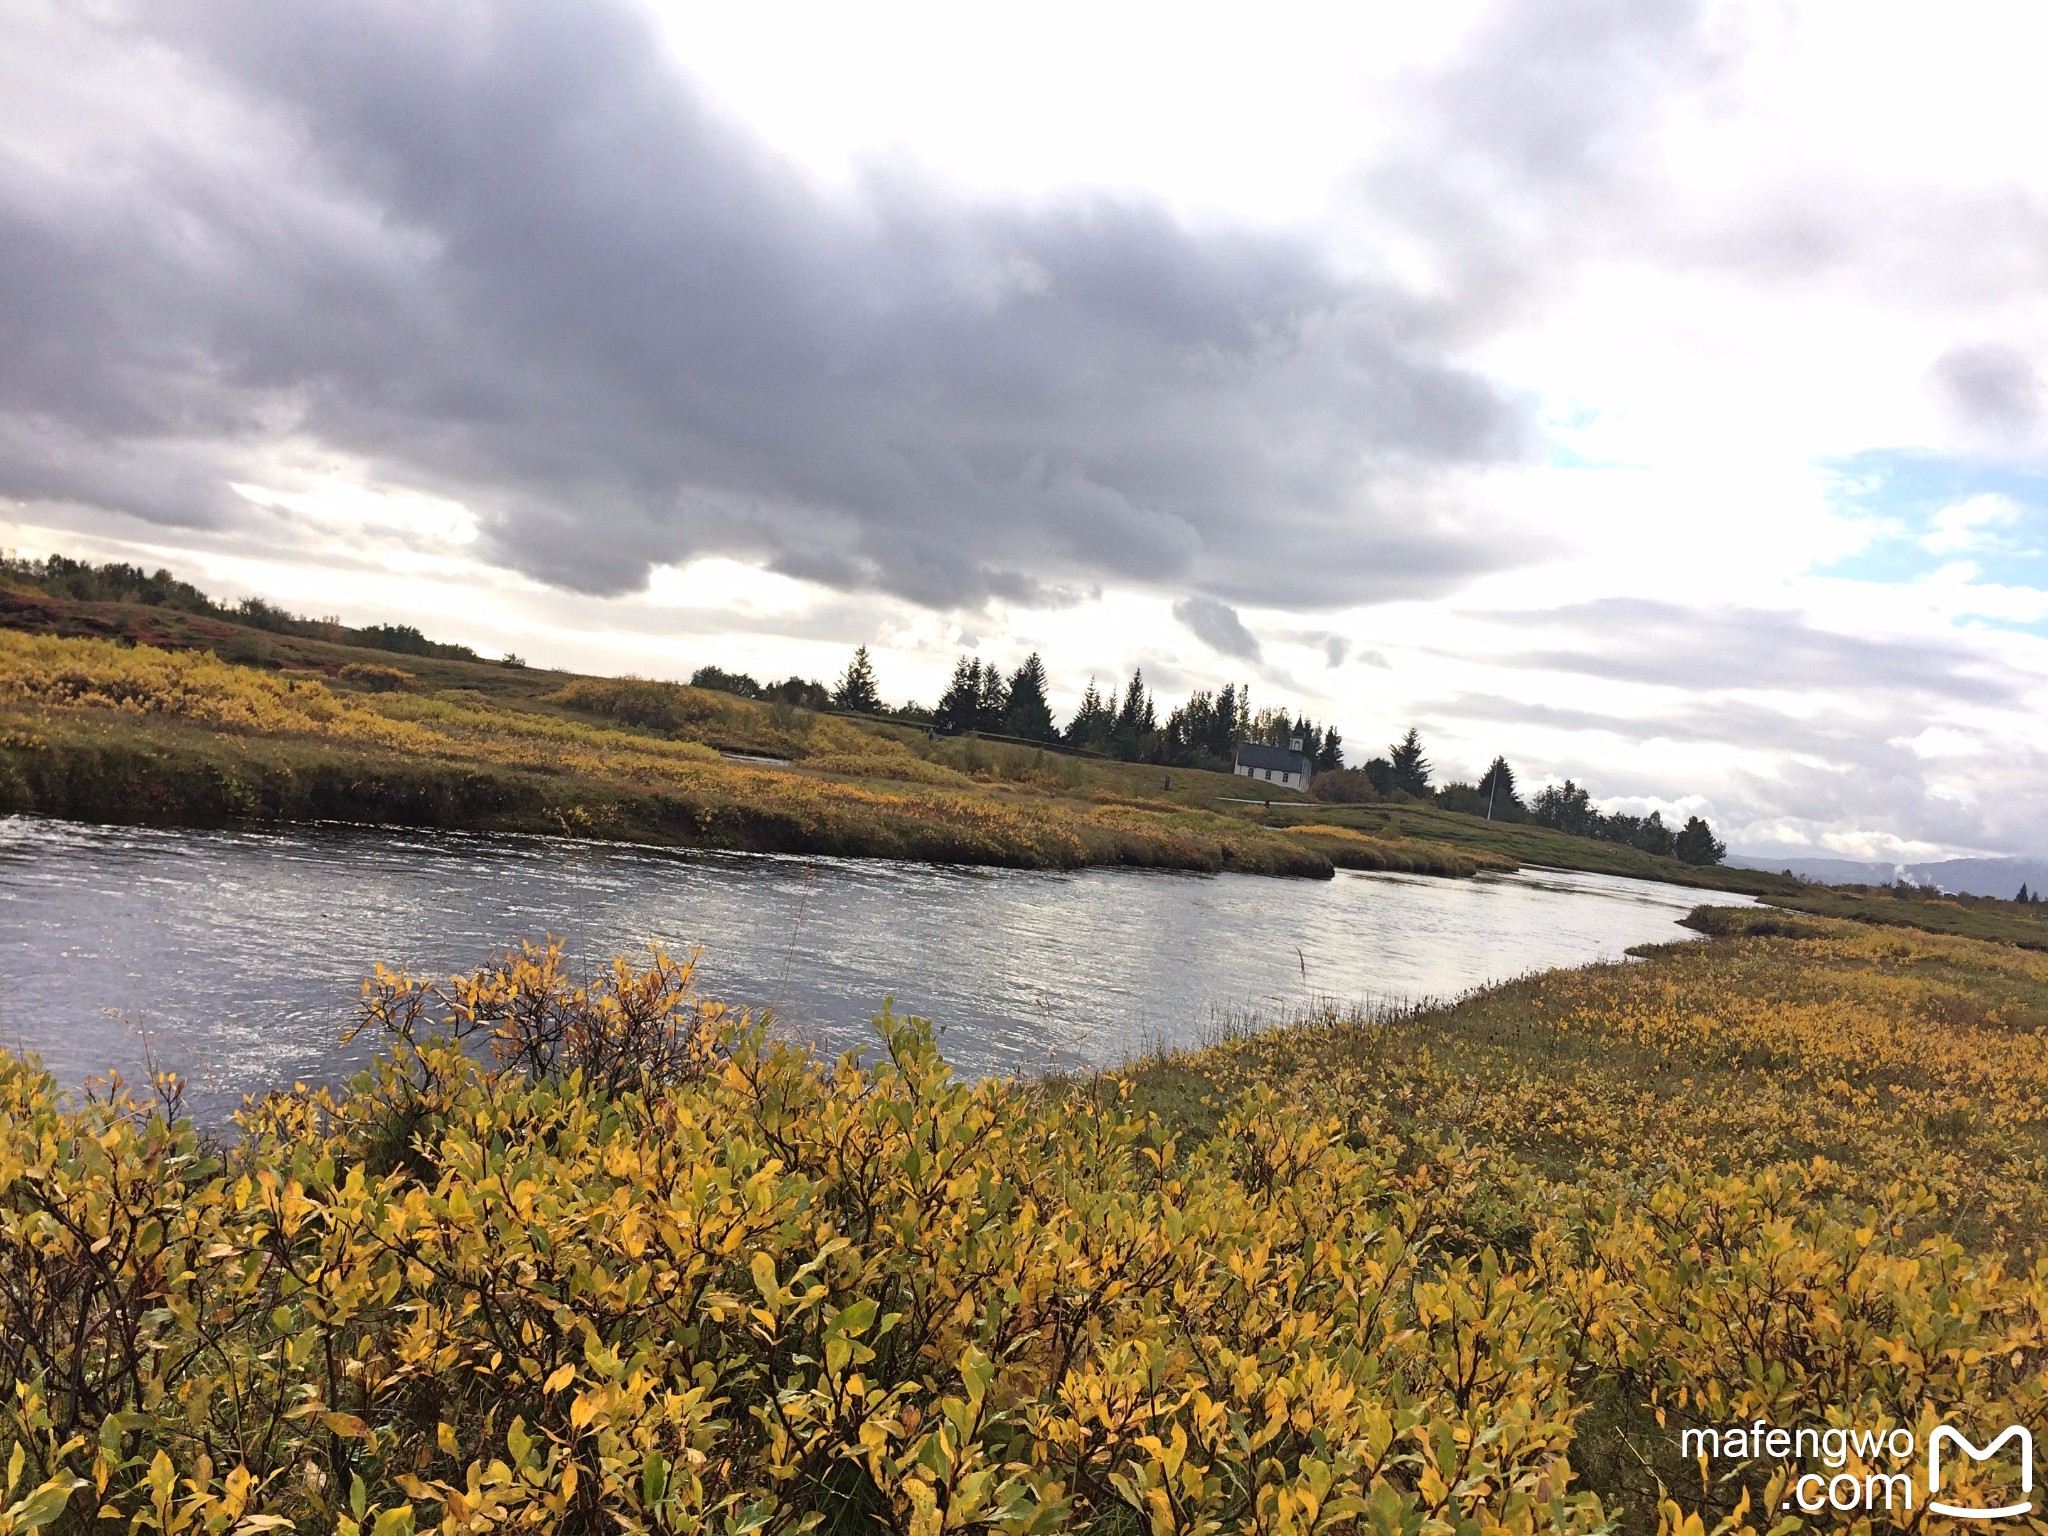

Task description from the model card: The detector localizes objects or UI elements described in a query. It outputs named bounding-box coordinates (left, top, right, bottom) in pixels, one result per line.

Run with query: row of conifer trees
left=820, top=647, right=1724, bottom=858
left=829, top=649, right=1343, bottom=774
left=933, top=655, right=1345, bottom=773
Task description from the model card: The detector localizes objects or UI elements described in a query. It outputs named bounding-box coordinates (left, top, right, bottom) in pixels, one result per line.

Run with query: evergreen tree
left=1388, top=728, right=1431, bottom=795
left=1161, top=690, right=1211, bottom=766
left=1674, top=815, right=1726, bottom=866
left=832, top=645, right=881, bottom=713
left=2019, top=883, right=2032, bottom=904
left=1065, top=677, right=1113, bottom=750
left=1105, top=669, right=1156, bottom=760
left=1002, top=654, right=1056, bottom=740
left=1315, top=729, right=1344, bottom=772
left=1295, top=717, right=1324, bottom=764
left=1115, top=669, right=1155, bottom=734
left=975, top=662, right=1009, bottom=734
left=934, top=656, right=981, bottom=733
left=1477, top=756, right=1520, bottom=816
left=1213, top=683, right=1244, bottom=757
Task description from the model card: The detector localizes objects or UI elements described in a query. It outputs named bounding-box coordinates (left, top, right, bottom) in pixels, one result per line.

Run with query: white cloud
left=1921, top=493, right=2026, bottom=555
left=1899, top=726, right=1982, bottom=761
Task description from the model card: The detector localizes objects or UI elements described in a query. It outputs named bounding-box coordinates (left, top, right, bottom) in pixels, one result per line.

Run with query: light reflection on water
left=0, top=816, right=1751, bottom=1115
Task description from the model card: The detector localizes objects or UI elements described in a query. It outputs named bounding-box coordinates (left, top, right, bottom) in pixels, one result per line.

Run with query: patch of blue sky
left=1959, top=613, right=2048, bottom=640
left=1543, top=439, right=1611, bottom=471
left=1538, top=402, right=1651, bottom=471
left=1818, top=449, right=2048, bottom=589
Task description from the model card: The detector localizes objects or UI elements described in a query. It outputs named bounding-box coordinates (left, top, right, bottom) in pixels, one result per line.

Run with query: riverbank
left=1247, top=795, right=1777, bottom=893
left=1126, top=902, right=2048, bottom=1244
left=4, top=909, right=2042, bottom=1532
left=15, top=624, right=2048, bottom=967
left=1113, top=903, right=2048, bottom=1524
left=0, top=630, right=1363, bottom=877
left=1248, top=793, right=2048, bottom=948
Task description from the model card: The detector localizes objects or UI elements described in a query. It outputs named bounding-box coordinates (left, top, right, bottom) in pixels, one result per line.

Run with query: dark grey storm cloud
left=1172, top=596, right=1261, bottom=661
left=1934, top=345, right=2043, bottom=439
left=0, top=0, right=1527, bottom=610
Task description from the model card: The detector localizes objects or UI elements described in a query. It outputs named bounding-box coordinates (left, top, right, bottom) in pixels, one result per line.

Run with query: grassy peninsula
left=0, top=629, right=1346, bottom=877
left=0, top=566, right=1529, bottom=880
left=3, top=907, right=2044, bottom=1533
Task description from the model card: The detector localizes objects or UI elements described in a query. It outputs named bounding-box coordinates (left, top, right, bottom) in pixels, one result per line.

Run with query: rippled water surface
left=0, top=816, right=1750, bottom=1114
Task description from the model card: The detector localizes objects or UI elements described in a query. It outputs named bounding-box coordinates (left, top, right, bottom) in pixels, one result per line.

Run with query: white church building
left=1233, top=739, right=1314, bottom=791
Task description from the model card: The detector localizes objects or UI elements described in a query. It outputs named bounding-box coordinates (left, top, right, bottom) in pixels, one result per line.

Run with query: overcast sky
left=4, top=0, right=2045, bottom=861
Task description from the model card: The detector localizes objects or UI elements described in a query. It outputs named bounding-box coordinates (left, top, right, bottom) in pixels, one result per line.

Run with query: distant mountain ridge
left=1728, top=853, right=2048, bottom=899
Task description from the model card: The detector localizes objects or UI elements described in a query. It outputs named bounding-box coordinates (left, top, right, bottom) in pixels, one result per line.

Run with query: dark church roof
left=1234, top=741, right=1312, bottom=775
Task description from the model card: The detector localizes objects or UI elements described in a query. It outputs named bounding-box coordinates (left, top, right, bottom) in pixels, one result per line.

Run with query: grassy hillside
left=0, top=575, right=1542, bottom=880
left=0, top=629, right=1361, bottom=877
left=3, top=914, right=2044, bottom=1534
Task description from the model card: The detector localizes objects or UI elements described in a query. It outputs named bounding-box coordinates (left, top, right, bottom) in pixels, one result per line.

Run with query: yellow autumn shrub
left=798, top=752, right=975, bottom=788
left=1126, top=913, right=2048, bottom=1531
left=338, top=664, right=416, bottom=693
left=1281, top=825, right=1517, bottom=877
left=2, top=926, right=2045, bottom=1534
left=0, top=944, right=1614, bottom=1535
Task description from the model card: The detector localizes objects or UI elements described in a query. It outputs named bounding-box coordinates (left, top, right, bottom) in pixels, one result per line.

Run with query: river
left=0, top=815, right=1751, bottom=1115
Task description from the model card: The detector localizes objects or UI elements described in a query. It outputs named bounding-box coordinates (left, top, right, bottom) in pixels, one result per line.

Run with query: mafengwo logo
left=1681, top=1419, right=2033, bottom=1518
left=1929, top=1425, right=2033, bottom=1521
